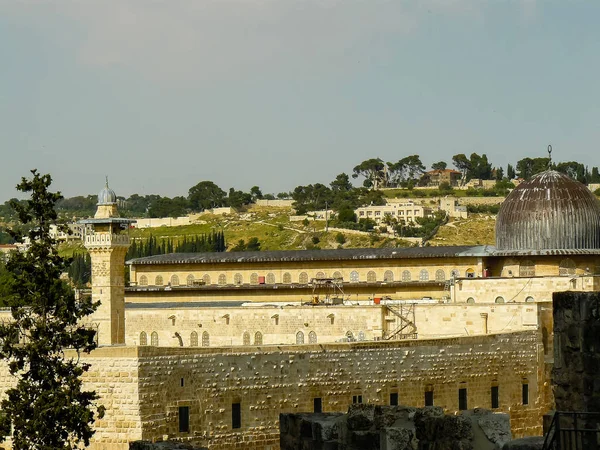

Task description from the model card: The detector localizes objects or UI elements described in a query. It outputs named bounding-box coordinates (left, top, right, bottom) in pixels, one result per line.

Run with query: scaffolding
left=309, top=277, right=347, bottom=305
left=383, top=303, right=418, bottom=340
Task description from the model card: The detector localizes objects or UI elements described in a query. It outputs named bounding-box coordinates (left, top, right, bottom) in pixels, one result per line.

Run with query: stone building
left=354, top=201, right=433, bottom=225
left=1, top=169, right=598, bottom=449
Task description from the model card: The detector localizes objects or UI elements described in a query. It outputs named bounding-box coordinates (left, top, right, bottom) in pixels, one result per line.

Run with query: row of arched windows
left=242, top=331, right=263, bottom=345
left=137, top=269, right=469, bottom=286
left=139, top=331, right=210, bottom=347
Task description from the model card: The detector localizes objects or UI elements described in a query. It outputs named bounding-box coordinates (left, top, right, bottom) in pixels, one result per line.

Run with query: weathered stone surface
left=130, top=441, right=207, bottom=450
left=476, top=410, right=512, bottom=446
left=501, top=436, right=544, bottom=450
left=382, top=427, right=417, bottom=450
left=347, top=404, right=377, bottom=431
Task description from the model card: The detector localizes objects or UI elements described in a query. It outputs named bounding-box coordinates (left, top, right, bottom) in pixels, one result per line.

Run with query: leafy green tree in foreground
left=0, top=170, right=103, bottom=449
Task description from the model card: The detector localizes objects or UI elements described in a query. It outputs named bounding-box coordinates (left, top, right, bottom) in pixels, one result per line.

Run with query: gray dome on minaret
left=495, top=170, right=600, bottom=252
left=97, top=178, right=117, bottom=205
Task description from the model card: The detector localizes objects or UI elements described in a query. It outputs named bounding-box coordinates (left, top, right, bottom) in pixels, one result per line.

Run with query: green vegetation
left=0, top=170, right=102, bottom=449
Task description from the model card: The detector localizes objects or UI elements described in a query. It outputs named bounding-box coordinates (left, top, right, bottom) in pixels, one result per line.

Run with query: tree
left=228, top=188, right=252, bottom=208
left=330, top=173, right=353, bottom=193
left=188, top=181, right=227, bottom=211
left=250, top=186, right=263, bottom=201
left=507, top=164, right=516, bottom=179
left=387, top=155, right=425, bottom=187
left=516, top=157, right=550, bottom=180
left=0, top=170, right=103, bottom=449
left=352, top=158, right=387, bottom=189
left=431, top=161, right=447, bottom=170
left=468, top=153, right=492, bottom=180
left=452, top=154, right=471, bottom=184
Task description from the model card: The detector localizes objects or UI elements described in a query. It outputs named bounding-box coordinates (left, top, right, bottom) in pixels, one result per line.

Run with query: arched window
left=202, top=331, right=210, bottom=347
left=332, top=271, right=342, bottom=279
left=419, top=270, right=429, bottom=281
left=190, top=331, right=198, bottom=347
left=350, top=271, right=359, bottom=282
left=495, top=296, right=505, bottom=304
left=139, top=275, right=148, bottom=286
left=218, top=274, right=227, bottom=285
left=308, top=331, right=317, bottom=343
left=358, top=331, right=365, bottom=341
left=266, top=273, right=275, bottom=284
left=402, top=270, right=411, bottom=282
left=296, top=331, right=304, bottom=344
left=299, top=272, right=308, bottom=284
left=559, top=258, right=576, bottom=276
left=367, top=271, right=376, bottom=282
left=465, top=268, right=475, bottom=278
left=451, top=269, right=460, bottom=279
left=384, top=270, right=394, bottom=282
left=151, top=332, right=159, bottom=346
left=243, top=332, right=250, bottom=345
left=346, top=331, right=354, bottom=341
left=525, top=296, right=535, bottom=303
left=435, top=270, right=445, bottom=282
left=519, top=260, right=535, bottom=277
left=282, top=272, right=292, bottom=284
left=254, top=331, right=263, bottom=345
left=170, top=274, right=179, bottom=286
left=186, top=274, right=195, bottom=286
left=139, top=331, right=147, bottom=346
left=234, top=273, right=243, bottom=284
left=155, top=275, right=163, bottom=286
left=202, top=274, right=211, bottom=285
left=315, top=271, right=325, bottom=279
left=250, top=273, right=259, bottom=285
left=466, top=297, right=475, bottom=304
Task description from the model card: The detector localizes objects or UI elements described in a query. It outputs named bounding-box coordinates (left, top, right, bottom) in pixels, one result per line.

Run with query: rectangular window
left=352, top=395, right=363, bottom=404
left=178, top=406, right=190, bottom=433
left=232, top=403, right=241, bottom=429
left=522, top=384, right=529, bottom=405
left=425, top=390, right=434, bottom=407
left=459, top=388, right=468, bottom=411
left=314, top=398, right=322, bottom=413
left=390, top=392, right=399, bottom=406
left=491, top=386, right=499, bottom=409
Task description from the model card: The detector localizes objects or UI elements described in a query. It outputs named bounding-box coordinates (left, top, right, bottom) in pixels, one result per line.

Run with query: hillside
left=428, top=214, right=496, bottom=247
left=59, top=206, right=413, bottom=257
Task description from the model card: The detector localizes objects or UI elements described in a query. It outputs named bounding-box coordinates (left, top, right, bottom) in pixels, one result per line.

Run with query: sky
left=1, top=0, right=600, bottom=200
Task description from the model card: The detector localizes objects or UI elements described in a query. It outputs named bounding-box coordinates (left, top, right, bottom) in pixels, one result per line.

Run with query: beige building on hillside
left=355, top=201, right=433, bottom=225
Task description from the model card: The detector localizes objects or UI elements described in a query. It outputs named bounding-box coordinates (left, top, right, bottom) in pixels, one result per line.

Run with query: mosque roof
left=495, top=170, right=600, bottom=252
left=127, top=245, right=493, bottom=266
left=97, top=178, right=117, bottom=205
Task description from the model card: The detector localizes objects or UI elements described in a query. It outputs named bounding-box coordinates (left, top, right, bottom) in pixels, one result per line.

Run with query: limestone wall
left=135, top=330, right=547, bottom=448
left=124, top=303, right=541, bottom=348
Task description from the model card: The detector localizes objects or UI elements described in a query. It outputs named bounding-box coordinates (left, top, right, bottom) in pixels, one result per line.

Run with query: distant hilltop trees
left=0, top=153, right=598, bottom=226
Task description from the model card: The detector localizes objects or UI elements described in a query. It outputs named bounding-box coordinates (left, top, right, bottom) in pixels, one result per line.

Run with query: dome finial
left=547, top=145, right=553, bottom=169
left=105, top=175, right=109, bottom=188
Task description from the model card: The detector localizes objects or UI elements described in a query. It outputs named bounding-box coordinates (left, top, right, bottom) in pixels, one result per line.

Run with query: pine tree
left=0, top=170, right=103, bottom=449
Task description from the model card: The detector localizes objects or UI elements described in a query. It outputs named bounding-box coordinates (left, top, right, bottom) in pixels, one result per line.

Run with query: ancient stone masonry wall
left=135, top=331, right=547, bottom=449
left=0, top=347, right=143, bottom=450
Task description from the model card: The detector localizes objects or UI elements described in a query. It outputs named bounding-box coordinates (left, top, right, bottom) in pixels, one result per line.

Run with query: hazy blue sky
left=1, top=1, right=599, bottom=200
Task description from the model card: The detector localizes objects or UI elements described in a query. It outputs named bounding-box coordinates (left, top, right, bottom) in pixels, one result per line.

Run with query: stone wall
left=124, top=303, right=542, bottom=348
left=280, top=405, right=514, bottom=450
left=552, top=291, right=600, bottom=412
left=134, top=330, right=546, bottom=448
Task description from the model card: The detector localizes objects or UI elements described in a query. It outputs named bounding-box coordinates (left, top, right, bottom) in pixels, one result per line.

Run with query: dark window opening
left=522, top=384, right=529, bottom=405
left=491, top=386, right=499, bottom=409
left=425, top=390, right=434, bottom=407
left=314, top=398, right=322, bottom=413
left=178, top=406, right=190, bottom=433
left=232, top=402, right=241, bottom=429
left=352, top=395, right=363, bottom=404
left=180, top=377, right=184, bottom=387
left=459, top=388, right=468, bottom=411
left=390, top=392, right=399, bottom=406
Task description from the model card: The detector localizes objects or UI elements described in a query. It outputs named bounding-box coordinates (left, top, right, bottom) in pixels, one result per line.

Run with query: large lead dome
left=495, top=170, right=600, bottom=252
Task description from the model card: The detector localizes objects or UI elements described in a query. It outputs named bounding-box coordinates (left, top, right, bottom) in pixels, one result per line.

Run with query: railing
left=543, top=412, right=600, bottom=450
left=85, top=233, right=130, bottom=246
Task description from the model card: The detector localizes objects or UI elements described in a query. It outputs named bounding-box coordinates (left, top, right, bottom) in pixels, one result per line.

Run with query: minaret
left=80, top=179, right=135, bottom=345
